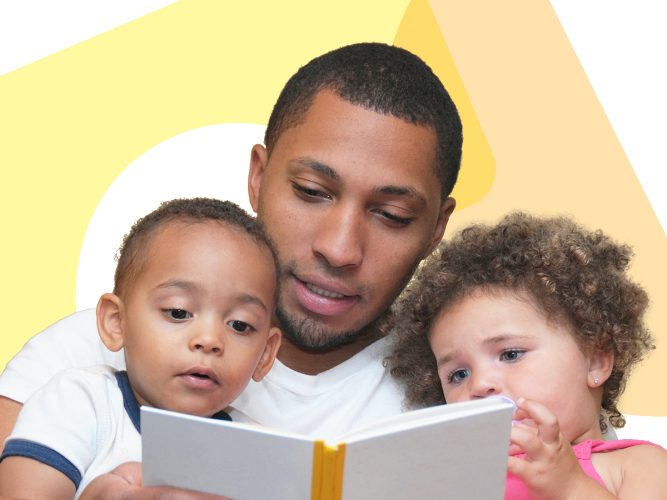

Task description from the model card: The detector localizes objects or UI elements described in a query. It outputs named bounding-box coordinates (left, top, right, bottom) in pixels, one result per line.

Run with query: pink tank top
left=504, top=439, right=656, bottom=499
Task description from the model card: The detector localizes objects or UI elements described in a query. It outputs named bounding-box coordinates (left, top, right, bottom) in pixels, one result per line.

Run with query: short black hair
left=264, top=42, right=462, bottom=200
left=114, top=197, right=278, bottom=297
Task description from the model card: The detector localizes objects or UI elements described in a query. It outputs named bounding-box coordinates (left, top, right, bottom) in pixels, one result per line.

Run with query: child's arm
left=613, top=443, right=667, bottom=499
left=0, top=367, right=128, bottom=498
left=507, top=398, right=617, bottom=499
left=0, top=456, right=75, bottom=499
left=0, top=396, right=21, bottom=455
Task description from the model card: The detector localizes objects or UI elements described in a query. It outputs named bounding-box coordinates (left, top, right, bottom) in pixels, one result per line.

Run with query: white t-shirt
left=0, top=309, right=405, bottom=439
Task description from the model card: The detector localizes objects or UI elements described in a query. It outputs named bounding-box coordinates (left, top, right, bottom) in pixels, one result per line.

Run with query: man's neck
left=277, top=329, right=384, bottom=375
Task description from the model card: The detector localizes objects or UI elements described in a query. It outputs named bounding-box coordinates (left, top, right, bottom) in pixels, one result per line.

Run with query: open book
left=142, top=396, right=514, bottom=500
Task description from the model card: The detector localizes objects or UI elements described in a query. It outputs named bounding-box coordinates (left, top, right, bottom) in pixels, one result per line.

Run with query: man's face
left=249, top=90, right=454, bottom=352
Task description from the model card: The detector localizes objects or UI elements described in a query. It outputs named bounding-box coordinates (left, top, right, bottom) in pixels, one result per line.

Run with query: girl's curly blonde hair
left=388, top=212, right=654, bottom=430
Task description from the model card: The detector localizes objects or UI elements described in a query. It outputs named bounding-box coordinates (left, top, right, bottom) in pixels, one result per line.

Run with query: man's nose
left=312, top=203, right=364, bottom=269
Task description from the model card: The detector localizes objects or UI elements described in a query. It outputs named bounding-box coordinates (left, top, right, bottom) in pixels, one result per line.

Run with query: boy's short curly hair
left=389, top=212, right=653, bottom=429
left=114, top=197, right=278, bottom=299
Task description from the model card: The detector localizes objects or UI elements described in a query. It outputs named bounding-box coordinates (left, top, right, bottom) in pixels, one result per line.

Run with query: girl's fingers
left=511, top=421, right=544, bottom=459
left=515, top=398, right=560, bottom=444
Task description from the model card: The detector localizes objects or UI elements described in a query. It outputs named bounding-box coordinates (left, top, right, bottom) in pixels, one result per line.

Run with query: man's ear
left=248, top=144, right=269, bottom=214
left=425, top=197, right=456, bottom=257
left=588, top=349, right=614, bottom=388
left=97, top=293, right=126, bottom=352
left=252, top=327, right=282, bottom=382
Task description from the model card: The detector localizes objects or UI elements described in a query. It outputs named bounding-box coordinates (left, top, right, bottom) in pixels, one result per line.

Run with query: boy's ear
left=248, top=144, right=269, bottom=215
left=587, top=349, right=614, bottom=388
left=252, top=327, right=282, bottom=382
left=97, top=293, right=126, bottom=352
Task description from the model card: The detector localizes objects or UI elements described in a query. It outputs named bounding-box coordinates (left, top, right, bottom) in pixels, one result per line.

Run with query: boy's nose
left=189, top=328, right=223, bottom=355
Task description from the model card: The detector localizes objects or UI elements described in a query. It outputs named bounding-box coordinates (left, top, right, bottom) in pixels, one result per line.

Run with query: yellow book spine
left=311, top=441, right=346, bottom=500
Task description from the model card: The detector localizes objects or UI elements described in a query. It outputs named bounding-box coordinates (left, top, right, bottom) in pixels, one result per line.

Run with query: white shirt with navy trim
left=1, top=366, right=141, bottom=497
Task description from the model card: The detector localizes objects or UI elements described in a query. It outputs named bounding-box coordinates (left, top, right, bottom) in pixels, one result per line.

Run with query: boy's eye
left=228, top=320, right=253, bottom=334
left=500, top=349, right=525, bottom=362
left=164, top=309, right=191, bottom=321
left=447, top=368, right=470, bottom=384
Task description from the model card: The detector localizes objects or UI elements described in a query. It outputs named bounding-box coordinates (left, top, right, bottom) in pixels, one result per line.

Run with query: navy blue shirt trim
left=1, top=439, right=82, bottom=488
left=115, top=370, right=141, bottom=433
left=115, top=370, right=232, bottom=428
left=212, top=409, right=232, bottom=421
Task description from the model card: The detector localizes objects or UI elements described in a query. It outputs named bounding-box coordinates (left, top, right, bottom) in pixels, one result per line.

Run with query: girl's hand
left=507, top=398, right=597, bottom=500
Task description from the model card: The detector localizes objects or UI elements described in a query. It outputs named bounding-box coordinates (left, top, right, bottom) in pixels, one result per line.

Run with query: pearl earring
left=593, top=377, right=600, bottom=385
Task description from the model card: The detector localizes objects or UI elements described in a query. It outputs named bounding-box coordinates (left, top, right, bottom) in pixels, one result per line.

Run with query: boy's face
left=429, top=289, right=606, bottom=442
left=249, top=90, right=454, bottom=353
left=102, top=220, right=280, bottom=417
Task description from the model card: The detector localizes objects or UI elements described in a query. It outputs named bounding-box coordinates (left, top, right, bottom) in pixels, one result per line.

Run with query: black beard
left=275, top=306, right=363, bottom=352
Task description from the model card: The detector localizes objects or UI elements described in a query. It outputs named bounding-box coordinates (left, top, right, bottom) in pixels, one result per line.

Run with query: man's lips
left=304, top=282, right=345, bottom=299
left=292, top=276, right=359, bottom=316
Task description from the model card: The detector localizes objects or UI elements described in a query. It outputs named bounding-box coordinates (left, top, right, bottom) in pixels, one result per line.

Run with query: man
left=0, top=42, right=462, bottom=495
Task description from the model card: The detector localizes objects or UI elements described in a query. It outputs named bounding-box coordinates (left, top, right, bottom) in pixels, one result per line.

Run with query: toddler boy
left=0, top=198, right=281, bottom=498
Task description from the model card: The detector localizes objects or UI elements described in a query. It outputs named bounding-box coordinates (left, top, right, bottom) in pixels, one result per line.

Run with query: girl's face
left=429, top=288, right=607, bottom=442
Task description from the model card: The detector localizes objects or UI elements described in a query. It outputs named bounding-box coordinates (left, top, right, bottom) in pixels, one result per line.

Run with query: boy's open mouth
left=181, top=367, right=220, bottom=385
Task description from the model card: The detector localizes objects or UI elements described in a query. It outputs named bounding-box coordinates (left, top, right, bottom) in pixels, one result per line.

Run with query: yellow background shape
left=0, top=0, right=494, bottom=369
left=1, top=0, right=664, bottom=416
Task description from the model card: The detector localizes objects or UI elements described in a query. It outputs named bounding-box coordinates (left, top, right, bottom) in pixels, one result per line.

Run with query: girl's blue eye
left=500, top=349, right=525, bottom=362
left=448, top=368, right=470, bottom=384
left=228, top=320, right=252, bottom=333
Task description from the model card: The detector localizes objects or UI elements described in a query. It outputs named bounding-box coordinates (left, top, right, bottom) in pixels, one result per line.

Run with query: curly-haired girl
left=389, top=212, right=666, bottom=499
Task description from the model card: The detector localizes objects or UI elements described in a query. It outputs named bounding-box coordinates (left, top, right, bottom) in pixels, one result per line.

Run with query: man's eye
left=375, top=209, right=414, bottom=226
left=228, top=320, right=253, bottom=334
left=500, top=349, right=525, bottom=362
left=164, top=309, right=191, bottom=321
left=292, top=182, right=331, bottom=200
left=447, top=368, right=470, bottom=384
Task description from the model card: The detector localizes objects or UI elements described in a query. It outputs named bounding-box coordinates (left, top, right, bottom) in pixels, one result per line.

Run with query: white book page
left=141, top=407, right=316, bottom=500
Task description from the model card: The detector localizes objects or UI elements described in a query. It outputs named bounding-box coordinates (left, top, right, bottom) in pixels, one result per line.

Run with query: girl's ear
left=588, top=349, right=614, bottom=388
left=97, top=293, right=126, bottom=352
left=252, top=327, right=282, bottom=382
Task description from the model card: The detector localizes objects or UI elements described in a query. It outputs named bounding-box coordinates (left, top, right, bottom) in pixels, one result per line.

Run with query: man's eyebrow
left=293, top=157, right=427, bottom=205
left=293, top=157, right=339, bottom=181
left=376, top=185, right=427, bottom=205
